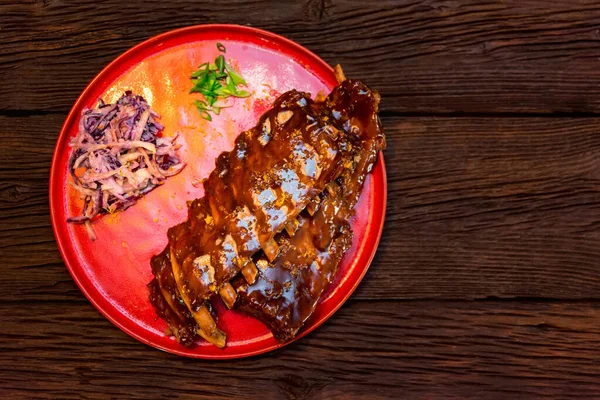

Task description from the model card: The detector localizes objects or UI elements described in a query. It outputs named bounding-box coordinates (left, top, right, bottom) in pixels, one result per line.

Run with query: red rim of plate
left=49, top=24, right=387, bottom=359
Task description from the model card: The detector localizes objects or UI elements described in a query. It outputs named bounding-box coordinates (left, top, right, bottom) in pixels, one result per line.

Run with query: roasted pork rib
left=148, top=74, right=384, bottom=347
left=233, top=79, right=385, bottom=341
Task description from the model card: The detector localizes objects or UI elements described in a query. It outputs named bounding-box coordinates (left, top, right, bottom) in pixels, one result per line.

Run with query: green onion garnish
left=190, top=43, right=249, bottom=121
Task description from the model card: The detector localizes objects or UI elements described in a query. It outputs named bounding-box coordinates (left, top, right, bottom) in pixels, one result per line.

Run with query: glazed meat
left=148, top=74, right=385, bottom=347
left=234, top=79, right=385, bottom=341
left=233, top=213, right=353, bottom=342
left=148, top=249, right=198, bottom=346
left=172, top=87, right=352, bottom=304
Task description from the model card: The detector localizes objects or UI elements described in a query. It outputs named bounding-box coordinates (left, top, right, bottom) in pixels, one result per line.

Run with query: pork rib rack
left=148, top=69, right=385, bottom=348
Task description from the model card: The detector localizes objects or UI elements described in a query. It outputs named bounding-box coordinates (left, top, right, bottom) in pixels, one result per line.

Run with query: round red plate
left=50, top=25, right=386, bottom=359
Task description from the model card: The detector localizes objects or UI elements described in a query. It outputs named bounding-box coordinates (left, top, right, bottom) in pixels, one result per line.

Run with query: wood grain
left=373, top=116, right=600, bottom=299
left=3, top=1, right=600, bottom=396
left=3, top=0, right=600, bottom=113
left=2, top=114, right=600, bottom=301
left=2, top=300, right=600, bottom=399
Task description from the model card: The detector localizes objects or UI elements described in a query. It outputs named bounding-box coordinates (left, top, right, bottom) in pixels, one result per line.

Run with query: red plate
left=50, top=25, right=386, bottom=359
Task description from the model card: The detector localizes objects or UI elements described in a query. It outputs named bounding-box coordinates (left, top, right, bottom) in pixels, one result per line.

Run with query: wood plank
left=1, top=300, right=600, bottom=398
left=369, top=115, right=600, bottom=299
left=3, top=0, right=600, bottom=113
left=2, top=114, right=600, bottom=301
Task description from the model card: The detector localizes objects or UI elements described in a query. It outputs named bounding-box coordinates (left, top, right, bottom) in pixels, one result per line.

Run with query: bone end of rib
left=314, top=90, right=326, bottom=103
left=197, top=328, right=226, bottom=349
left=284, top=218, right=300, bottom=237
left=334, top=64, right=346, bottom=83
left=262, top=238, right=280, bottom=262
left=241, top=260, right=258, bottom=285
left=194, top=304, right=226, bottom=349
left=256, top=259, right=269, bottom=271
left=219, top=282, right=238, bottom=309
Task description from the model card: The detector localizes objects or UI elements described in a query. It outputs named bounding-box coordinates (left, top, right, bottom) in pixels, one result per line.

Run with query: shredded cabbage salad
left=67, top=91, right=185, bottom=240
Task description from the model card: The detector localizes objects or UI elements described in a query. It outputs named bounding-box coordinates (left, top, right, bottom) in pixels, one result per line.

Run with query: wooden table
left=3, top=1, right=600, bottom=398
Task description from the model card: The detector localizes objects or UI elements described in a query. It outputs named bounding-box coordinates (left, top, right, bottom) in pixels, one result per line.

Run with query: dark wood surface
left=2, top=1, right=600, bottom=398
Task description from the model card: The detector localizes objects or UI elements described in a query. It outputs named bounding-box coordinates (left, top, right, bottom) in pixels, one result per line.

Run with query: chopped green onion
left=189, top=43, right=251, bottom=121
left=212, top=99, right=229, bottom=108
left=235, top=90, right=251, bottom=98
left=226, top=62, right=247, bottom=86
left=215, top=55, right=225, bottom=74
left=198, top=110, right=212, bottom=121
